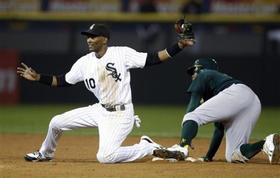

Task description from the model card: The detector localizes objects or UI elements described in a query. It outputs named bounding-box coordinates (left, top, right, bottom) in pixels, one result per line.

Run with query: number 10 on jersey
left=85, top=78, right=95, bottom=89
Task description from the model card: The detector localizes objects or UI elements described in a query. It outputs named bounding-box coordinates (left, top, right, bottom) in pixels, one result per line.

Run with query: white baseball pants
left=39, top=103, right=155, bottom=163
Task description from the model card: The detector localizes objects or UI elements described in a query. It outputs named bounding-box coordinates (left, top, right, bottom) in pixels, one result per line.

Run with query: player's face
left=192, top=72, right=197, bottom=80
left=87, top=36, right=107, bottom=52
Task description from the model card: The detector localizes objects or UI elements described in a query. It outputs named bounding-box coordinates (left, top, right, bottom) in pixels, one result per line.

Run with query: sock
left=240, top=140, right=265, bottom=159
left=179, top=120, right=198, bottom=147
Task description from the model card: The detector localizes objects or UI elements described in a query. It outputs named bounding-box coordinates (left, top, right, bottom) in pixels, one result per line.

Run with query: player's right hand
left=198, top=156, right=213, bottom=162
left=17, top=62, right=40, bottom=81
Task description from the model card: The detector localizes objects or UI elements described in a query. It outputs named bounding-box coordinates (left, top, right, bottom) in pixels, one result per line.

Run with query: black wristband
left=166, top=43, right=182, bottom=57
left=56, top=74, right=72, bottom=87
left=39, top=74, right=53, bottom=86
left=145, top=52, right=162, bottom=67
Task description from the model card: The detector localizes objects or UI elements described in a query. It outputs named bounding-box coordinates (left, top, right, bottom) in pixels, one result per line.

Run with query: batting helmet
left=187, top=57, right=218, bottom=75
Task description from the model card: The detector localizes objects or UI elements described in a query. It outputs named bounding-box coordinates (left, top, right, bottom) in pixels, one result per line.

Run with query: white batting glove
left=134, top=115, right=141, bottom=128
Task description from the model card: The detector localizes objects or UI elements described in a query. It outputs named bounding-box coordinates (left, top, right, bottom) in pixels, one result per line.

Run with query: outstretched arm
left=145, top=19, right=195, bottom=66
left=145, top=39, right=195, bottom=67
left=201, top=122, right=225, bottom=162
left=158, top=39, right=195, bottom=62
left=17, top=62, right=71, bottom=87
left=158, top=18, right=195, bottom=61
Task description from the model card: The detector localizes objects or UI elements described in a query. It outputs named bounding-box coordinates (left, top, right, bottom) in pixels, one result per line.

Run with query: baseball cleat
left=231, top=152, right=248, bottom=163
left=24, top=151, right=52, bottom=162
left=263, top=133, right=280, bottom=164
left=168, top=144, right=189, bottom=157
left=140, top=135, right=164, bottom=150
left=153, top=148, right=185, bottom=161
left=153, top=144, right=189, bottom=161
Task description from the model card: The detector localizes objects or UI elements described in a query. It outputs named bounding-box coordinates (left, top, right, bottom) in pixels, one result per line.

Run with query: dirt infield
left=1, top=134, right=279, bottom=178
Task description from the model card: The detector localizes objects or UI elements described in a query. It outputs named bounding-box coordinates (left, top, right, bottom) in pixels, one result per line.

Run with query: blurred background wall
left=0, top=0, right=279, bottom=106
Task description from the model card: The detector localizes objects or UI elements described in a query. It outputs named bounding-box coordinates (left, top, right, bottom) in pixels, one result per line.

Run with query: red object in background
left=0, top=50, right=19, bottom=104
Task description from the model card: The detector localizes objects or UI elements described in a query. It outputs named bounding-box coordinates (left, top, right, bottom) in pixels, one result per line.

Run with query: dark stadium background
left=0, top=0, right=279, bottom=106
left=1, top=21, right=279, bottom=105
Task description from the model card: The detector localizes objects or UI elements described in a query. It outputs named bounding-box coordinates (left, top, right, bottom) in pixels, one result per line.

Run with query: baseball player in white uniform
left=17, top=23, right=195, bottom=163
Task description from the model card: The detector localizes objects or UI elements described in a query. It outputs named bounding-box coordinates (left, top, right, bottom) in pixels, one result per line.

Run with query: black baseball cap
left=81, top=24, right=110, bottom=39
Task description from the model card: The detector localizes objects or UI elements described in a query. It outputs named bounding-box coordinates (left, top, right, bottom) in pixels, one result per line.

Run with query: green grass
left=0, top=104, right=279, bottom=139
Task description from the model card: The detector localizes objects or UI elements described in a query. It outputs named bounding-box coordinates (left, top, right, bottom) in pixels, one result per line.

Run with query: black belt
left=101, top=104, right=125, bottom=112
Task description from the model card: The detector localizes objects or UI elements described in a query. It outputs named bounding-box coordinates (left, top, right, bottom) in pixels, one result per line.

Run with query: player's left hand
left=178, top=39, right=195, bottom=48
left=134, top=115, right=141, bottom=128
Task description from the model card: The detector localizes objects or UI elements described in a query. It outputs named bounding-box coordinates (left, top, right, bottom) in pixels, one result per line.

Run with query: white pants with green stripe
left=182, top=84, right=261, bottom=162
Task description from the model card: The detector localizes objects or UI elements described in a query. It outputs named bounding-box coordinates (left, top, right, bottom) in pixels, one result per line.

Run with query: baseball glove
left=174, top=18, right=195, bottom=41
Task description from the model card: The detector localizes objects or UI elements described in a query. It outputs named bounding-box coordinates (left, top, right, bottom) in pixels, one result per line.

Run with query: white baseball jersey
left=65, top=46, right=147, bottom=106
left=39, top=46, right=158, bottom=163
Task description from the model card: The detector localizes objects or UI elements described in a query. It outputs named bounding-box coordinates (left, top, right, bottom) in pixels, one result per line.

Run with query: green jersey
left=186, top=69, right=242, bottom=112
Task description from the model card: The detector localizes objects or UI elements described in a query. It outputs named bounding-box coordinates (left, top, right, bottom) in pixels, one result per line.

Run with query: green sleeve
left=186, top=92, right=203, bottom=113
left=205, top=122, right=224, bottom=160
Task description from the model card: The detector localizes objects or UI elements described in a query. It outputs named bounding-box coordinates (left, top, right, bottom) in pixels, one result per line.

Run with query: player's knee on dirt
left=97, top=150, right=118, bottom=164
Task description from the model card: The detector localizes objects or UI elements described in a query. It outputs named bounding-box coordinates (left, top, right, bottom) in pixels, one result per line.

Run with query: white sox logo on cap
left=90, top=24, right=95, bottom=30
left=81, top=24, right=110, bottom=39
